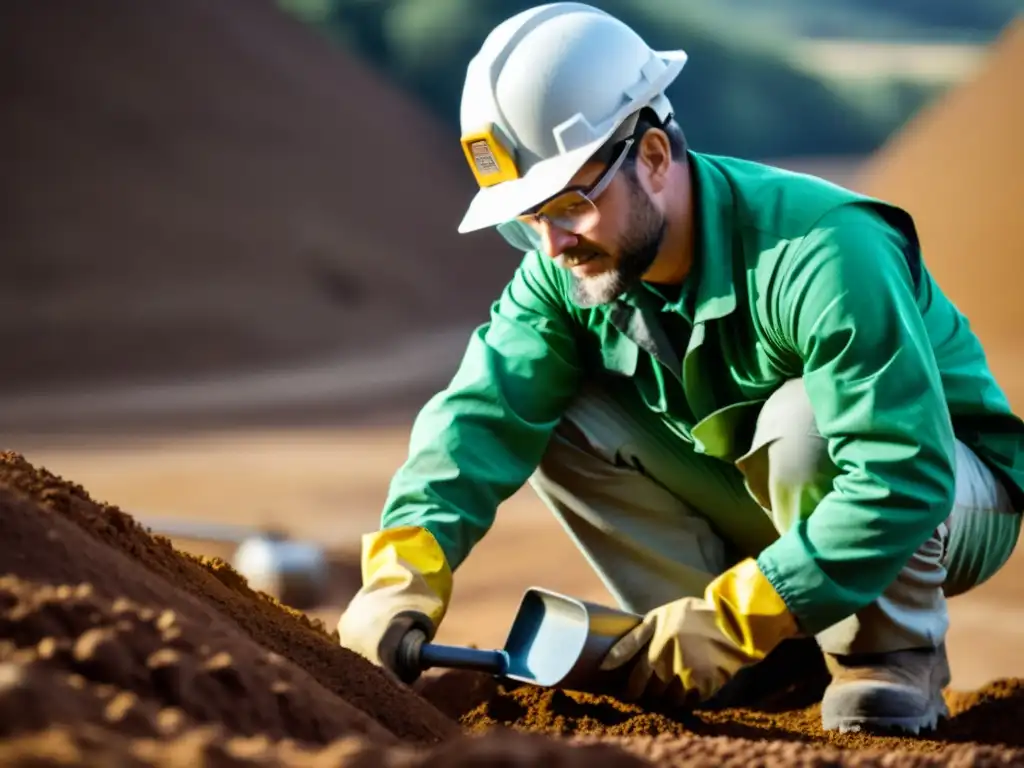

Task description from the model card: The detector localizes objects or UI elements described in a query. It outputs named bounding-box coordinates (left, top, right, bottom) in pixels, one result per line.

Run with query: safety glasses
left=496, top=137, right=635, bottom=253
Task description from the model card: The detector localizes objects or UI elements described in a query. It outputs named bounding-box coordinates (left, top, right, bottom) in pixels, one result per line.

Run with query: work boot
left=820, top=643, right=951, bottom=734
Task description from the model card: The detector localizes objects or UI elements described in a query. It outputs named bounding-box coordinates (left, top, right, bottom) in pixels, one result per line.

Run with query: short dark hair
left=590, top=106, right=687, bottom=173
left=583, top=106, right=687, bottom=191
left=625, top=107, right=688, bottom=165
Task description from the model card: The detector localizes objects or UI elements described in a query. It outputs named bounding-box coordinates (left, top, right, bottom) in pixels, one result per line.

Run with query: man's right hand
left=337, top=526, right=453, bottom=684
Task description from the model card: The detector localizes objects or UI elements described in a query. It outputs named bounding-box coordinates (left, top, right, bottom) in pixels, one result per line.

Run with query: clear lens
left=537, top=190, right=600, bottom=232
left=495, top=136, right=631, bottom=253
left=496, top=220, right=541, bottom=251
left=499, top=191, right=601, bottom=252
left=540, top=191, right=598, bottom=227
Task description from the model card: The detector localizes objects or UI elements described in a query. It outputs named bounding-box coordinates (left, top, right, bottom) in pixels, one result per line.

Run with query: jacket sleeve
left=755, top=203, right=957, bottom=634
left=378, top=251, right=582, bottom=571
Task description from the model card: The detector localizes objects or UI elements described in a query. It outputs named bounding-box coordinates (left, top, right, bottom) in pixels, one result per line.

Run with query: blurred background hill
left=0, top=0, right=1020, bottom=430
left=1, top=0, right=512, bottom=414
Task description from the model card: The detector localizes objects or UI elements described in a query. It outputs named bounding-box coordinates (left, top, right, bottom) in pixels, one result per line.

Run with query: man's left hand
left=599, top=558, right=801, bottom=706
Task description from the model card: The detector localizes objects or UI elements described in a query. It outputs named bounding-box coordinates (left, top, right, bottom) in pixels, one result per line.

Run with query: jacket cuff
left=756, top=530, right=858, bottom=636
left=704, top=556, right=800, bottom=660
left=362, top=526, right=454, bottom=623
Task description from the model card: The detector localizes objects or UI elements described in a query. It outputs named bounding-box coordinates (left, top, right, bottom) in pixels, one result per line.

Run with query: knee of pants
left=531, top=383, right=645, bottom=489
left=739, top=379, right=836, bottom=522
left=532, top=415, right=615, bottom=488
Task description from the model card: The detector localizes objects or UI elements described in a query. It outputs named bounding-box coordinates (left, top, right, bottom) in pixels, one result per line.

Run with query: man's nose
left=539, top=220, right=579, bottom=259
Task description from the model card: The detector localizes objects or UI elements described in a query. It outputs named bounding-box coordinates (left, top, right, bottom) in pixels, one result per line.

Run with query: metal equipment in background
left=140, top=517, right=330, bottom=609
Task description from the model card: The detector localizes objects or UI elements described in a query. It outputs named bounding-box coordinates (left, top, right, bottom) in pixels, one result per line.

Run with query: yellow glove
left=337, top=525, right=452, bottom=682
left=599, top=558, right=799, bottom=705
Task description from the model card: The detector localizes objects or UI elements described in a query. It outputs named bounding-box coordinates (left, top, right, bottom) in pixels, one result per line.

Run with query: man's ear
left=637, top=128, right=672, bottom=193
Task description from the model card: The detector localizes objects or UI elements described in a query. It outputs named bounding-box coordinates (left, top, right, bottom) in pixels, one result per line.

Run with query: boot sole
left=821, top=700, right=949, bottom=735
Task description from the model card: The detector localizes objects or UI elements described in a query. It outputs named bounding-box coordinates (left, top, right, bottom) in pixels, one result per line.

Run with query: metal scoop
left=396, top=586, right=642, bottom=693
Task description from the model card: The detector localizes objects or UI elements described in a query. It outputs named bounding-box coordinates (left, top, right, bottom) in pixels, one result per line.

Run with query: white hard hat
left=456, top=2, right=688, bottom=234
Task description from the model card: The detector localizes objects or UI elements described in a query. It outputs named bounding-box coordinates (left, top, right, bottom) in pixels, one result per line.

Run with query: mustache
left=558, top=246, right=606, bottom=267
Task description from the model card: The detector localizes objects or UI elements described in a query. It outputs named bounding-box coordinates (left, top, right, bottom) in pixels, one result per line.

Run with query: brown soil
left=430, top=631, right=1024, bottom=763
left=0, top=450, right=456, bottom=746
left=457, top=676, right=1024, bottom=751
left=0, top=449, right=651, bottom=768
left=4, top=453, right=1024, bottom=765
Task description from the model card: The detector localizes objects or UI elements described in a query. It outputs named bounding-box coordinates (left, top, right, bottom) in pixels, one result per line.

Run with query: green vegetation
left=279, top=0, right=1018, bottom=158
left=711, top=0, right=1022, bottom=40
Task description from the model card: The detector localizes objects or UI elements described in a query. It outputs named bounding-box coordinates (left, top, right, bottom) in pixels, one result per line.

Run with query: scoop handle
left=396, top=628, right=509, bottom=680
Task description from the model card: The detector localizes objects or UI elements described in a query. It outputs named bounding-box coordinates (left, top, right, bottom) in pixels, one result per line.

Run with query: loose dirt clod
left=4, top=449, right=1024, bottom=767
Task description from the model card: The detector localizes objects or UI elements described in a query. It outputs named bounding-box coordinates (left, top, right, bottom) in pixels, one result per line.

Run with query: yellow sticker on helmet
left=460, top=124, right=519, bottom=188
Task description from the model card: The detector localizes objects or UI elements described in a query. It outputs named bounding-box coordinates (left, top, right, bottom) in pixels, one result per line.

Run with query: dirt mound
left=5, top=449, right=1024, bottom=767
left=0, top=0, right=511, bottom=404
left=857, top=19, right=1024, bottom=358
left=0, top=450, right=456, bottom=745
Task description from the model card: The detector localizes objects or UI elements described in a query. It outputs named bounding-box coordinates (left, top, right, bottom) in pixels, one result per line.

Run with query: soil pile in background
left=857, top=20, right=1024, bottom=369
left=0, top=0, right=510, bottom=401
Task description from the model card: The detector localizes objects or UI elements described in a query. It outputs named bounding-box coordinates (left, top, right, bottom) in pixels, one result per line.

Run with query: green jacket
left=381, top=151, right=1024, bottom=634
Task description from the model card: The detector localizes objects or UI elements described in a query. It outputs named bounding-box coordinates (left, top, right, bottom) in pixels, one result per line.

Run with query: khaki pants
left=528, top=379, right=1021, bottom=655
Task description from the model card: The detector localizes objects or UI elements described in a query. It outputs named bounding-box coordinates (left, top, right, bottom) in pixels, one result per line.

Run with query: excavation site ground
left=3, top=450, right=1024, bottom=767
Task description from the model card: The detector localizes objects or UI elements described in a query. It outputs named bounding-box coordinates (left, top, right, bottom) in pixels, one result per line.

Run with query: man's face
left=531, top=154, right=668, bottom=308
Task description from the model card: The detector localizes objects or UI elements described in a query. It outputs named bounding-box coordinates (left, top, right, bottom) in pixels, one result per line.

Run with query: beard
left=567, top=172, right=667, bottom=308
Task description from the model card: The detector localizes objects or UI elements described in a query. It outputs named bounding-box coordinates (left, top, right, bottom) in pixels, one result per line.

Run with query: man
left=338, top=3, right=1024, bottom=734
